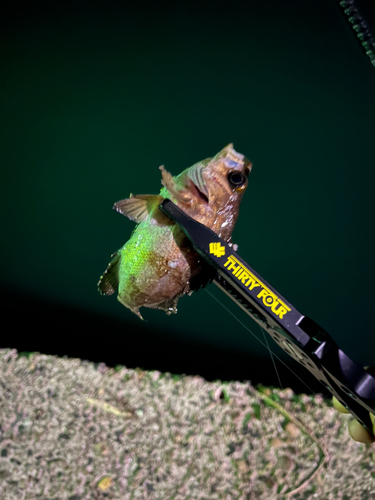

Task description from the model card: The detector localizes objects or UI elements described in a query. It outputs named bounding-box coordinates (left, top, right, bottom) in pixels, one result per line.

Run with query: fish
left=97, top=144, right=252, bottom=319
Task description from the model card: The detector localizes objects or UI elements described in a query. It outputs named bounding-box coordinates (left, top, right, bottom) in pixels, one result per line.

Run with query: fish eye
left=228, top=171, right=247, bottom=190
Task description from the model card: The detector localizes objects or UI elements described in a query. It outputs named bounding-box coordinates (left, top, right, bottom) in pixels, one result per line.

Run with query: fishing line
left=258, top=324, right=283, bottom=390
left=204, top=287, right=317, bottom=395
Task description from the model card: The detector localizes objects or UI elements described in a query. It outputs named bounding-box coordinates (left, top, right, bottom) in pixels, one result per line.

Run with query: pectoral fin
left=113, top=194, right=163, bottom=223
left=98, top=251, right=121, bottom=296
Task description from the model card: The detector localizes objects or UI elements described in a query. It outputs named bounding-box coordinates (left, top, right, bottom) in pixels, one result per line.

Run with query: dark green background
left=1, top=0, right=374, bottom=390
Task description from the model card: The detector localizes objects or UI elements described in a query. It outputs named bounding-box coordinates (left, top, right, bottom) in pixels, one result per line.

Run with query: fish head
left=194, top=143, right=251, bottom=201
left=159, top=144, right=252, bottom=240
left=185, top=143, right=252, bottom=239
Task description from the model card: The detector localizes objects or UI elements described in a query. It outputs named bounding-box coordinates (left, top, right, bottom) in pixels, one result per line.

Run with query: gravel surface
left=0, top=348, right=374, bottom=499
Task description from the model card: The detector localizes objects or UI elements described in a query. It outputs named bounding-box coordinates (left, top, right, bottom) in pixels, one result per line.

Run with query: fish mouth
left=188, top=164, right=209, bottom=203
left=191, top=182, right=209, bottom=203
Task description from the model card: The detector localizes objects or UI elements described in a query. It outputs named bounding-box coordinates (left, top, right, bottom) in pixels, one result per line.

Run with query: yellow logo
left=223, top=255, right=291, bottom=320
left=209, top=242, right=225, bottom=257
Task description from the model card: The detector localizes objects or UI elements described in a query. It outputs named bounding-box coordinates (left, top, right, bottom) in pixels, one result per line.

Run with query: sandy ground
left=0, top=348, right=374, bottom=500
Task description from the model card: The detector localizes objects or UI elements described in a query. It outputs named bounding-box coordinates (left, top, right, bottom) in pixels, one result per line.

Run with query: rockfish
left=98, top=144, right=252, bottom=319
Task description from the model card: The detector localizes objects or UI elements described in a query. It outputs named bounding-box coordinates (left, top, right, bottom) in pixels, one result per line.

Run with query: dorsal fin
left=97, top=251, right=121, bottom=296
left=159, top=166, right=191, bottom=203
left=113, top=194, right=163, bottom=223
